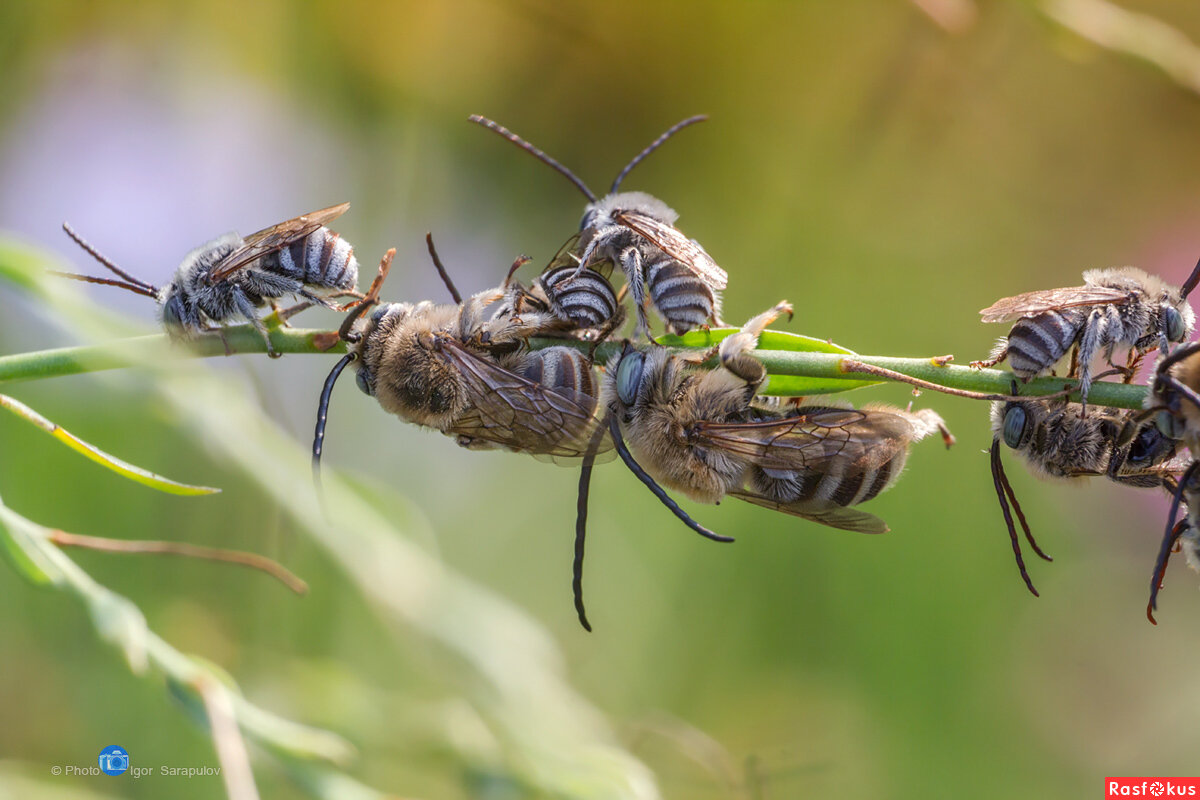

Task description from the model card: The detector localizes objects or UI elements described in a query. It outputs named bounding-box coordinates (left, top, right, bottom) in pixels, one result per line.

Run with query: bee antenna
left=61, top=222, right=158, bottom=293
left=1161, top=373, right=1200, bottom=414
left=573, top=421, right=610, bottom=632
left=424, top=233, right=463, bottom=304
left=610, top=115, right=708, bottom=194
left=990, top=439, right=1044, bottom=597
left=312, top=352, right=357, bottom=489
left=1147, top=462, right=1197, bottom=623
left=607, top=414, right=733, bottom=543
left=50, top=271, right=159, bottom=299
left=468, top=115, right=597, bottom=203
left=1181, top=255, right=1200, bottom=299
left=1157, top=340, right=1200, bottom=375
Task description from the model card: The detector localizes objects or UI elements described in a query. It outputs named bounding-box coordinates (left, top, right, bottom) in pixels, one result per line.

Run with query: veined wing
left=689, top=407, right=915, bottom=473
left=208, top=202, right=350, bottom=282
left=615, top=210, right=728, bottom=290
left=435, top=336, right=610, bottom=460
left=979, top=285, right=1131, bottom=323
left=729, top=491, right=889, bottom=533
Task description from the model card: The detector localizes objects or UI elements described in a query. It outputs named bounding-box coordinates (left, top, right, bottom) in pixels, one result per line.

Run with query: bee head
left=1164, top=299, right=1195, bottom=343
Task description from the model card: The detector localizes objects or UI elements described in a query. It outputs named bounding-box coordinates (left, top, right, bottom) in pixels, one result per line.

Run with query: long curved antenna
left=468, top=115, right=597, bottom=203
left=1147, top=461, right=1198, bottom=624
left=50, top=271, right=159, bottom=299
left=312, top=353, right=356, bottom=488
left=1161, top=373, right=1200, bottom=415
left=1181, top=255, right=1200, bottom=299
left=573, top=420, right=610, bottom=632
left=608, top=414, right=732, bottom=543
left=1156, top=340, right=1200, bottom=375
left=610, top=115, right=708, bottom=194
left=991, top=439, right=1042, bottom=597
left=61, top=222, right=159, bottom=292
left=425, top=232, right=463, bottom=304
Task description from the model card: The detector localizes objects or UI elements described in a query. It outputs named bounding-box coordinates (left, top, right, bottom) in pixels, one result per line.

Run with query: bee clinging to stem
left=312, top=235, right=612, bottom=484
left=972, top=260, right=1200, bottom=410
left=571, top=302, right=952, bottom=630
left=469, top=114, right=727, bottom=337
left=57, top=204, right=361, bottom=356
left=989, top=391, right=1185, bottom=598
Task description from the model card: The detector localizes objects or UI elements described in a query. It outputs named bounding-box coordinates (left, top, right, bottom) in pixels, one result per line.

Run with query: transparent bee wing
left=435, top=337, right=611, bottom=460
left=728, top=491, right=889, bottom=533
left=614, top=210, right=728, bottom=290
left=208, top=202, right=350, bottom=282
left=689, top=408, right=914, bottom=473
left=978, top=285, right=1131, bottom=323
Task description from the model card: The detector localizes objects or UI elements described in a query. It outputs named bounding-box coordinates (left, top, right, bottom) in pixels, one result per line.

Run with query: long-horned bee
left=469, top=114, right=727, bottom=337
left=972, top=263, right=1200, bottom=408
left=570, top=302, right=951, bottom=629
left=57, top=204, right=360, bottom=356
left=988, top=394, right=1184, bottom=597
left=312, top=242, right=611, bottom=477
left=1143, top=342, right=1200, bottom=622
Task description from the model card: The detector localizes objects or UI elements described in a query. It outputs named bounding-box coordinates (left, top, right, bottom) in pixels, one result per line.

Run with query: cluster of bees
left=53, top=115, right=1200, bottom=628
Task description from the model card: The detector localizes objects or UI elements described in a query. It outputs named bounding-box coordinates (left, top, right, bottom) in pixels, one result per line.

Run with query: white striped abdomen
left=646, top=259, right=716, bottom=335
left=539, top=265, right=619, bottom=329
left=264, top=228, right=358, bottom=291
left=1007, top=309, right=1085, bottom=377
left=519, top=346, right=598, bottom=399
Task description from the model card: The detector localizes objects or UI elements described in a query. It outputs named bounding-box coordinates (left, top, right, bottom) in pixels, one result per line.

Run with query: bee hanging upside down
left=57, top=203, right=361, bottom=356
left=570, top=302, right=952, bottom=630
left=469, top=114, right=727, bottom=337
left=972, top=262, right=1200, bottom=408
left=988, top=393, right=1186, bottom=598
left=311, top=238, right=616, bottom=480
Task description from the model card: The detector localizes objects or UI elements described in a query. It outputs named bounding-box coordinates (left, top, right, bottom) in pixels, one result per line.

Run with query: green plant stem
left=0, top=325, right=1150, bottom=409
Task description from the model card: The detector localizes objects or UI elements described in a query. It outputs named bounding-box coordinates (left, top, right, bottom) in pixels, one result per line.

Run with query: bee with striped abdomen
left=312, top=240, right=610, bottom=476
left=469, top=114, right=727, bottom=337
left=972, top=263, right=1200, bottom=408
left=58, top=204, right=360, bottom=356
left=989, top=394, right=1186, bottom=598
left=569, top=302, right=952, bottom=629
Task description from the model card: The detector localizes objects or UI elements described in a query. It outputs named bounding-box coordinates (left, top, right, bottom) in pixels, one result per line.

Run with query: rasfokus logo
left=1106, top=778, right=1200, bottom=797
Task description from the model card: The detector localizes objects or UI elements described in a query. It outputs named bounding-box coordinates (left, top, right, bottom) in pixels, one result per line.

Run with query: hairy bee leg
left=617, top=245, right=654, bottom=339
left=1147, top=462, right=1198, bottom=624
left=231, top=291, right=278, bottom=357
left=573, top=421, right=610, bottom=632
left=970, top=338, right=1009, bottom=370
left=718, top=301, right=794, bottom=385
left=1076, top=306, right=1113, bottom=415
left=608, top=415, right=733, bottom=543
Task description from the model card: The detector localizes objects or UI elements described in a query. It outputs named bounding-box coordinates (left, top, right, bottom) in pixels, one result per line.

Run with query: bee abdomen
left=646, top=259, right=715, bottom=333
left=1007, top=311, right=1080, bottom=376
left=521, top=346, right=597, bottom=399
left=270, top=229, right=358, bottom=290
left=540, top=265, right=618, bottom=328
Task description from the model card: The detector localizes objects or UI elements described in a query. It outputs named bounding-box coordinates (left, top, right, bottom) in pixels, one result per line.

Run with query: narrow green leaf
left=656, top=328, right=883, bottom=395
left=0, top=504, right=61, bottom=586
left=0, top=394, right=220, bottom=496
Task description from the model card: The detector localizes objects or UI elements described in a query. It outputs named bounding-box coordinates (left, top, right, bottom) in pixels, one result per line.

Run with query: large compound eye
left=355, top=368, right=372, bottom=396
left=580, top=208, right=597, bottom=232
left=370, top=305, right=389, bottom=323
left=161, top=296, right=183, bottom=330
left=1130, top=425, right=1163, bottom=464
left=615, top=350, right=645, bottom=407
left=1165, top=306, right=1186, bottom=342
left=1002, top=405, right=1027, bottom=449
left=1157, top=409, right=1184, bottom=440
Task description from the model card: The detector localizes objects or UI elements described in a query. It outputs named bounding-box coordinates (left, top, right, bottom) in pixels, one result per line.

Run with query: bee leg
left=718, top=301, right=794, bottom=385
left=231, top=290, right=278, bottom=358
left=1075, top=308, right=1110, bottom=415
left=970, top=337, right=1009, bottom=369
left=620, top=246, right=653, bottom=338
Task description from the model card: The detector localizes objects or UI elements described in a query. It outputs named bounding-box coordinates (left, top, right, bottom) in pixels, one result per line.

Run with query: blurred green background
left=3, top=1, right=1200, bottom=798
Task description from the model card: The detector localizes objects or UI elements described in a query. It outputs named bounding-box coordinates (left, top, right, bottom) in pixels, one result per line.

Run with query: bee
left=989, top=394, right=1185, bottom=597
left=469, top=114, right=727, bottom=337
left=1142, top=342, right=1200, bottom=622
left=972, top=262, right=1200, bottom=408
left=311, top=242, right=610, bottom=477
left=57, top=203, right=360, bottom=356
left=570, top=302, right=951, bottom=629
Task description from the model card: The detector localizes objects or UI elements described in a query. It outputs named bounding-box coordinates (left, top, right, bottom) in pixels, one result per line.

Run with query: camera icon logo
left=97, top=745, right=130, bottom=776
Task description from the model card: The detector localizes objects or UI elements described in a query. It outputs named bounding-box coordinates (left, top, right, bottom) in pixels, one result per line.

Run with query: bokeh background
left=2, top=1, right=1200, bottom=798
